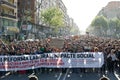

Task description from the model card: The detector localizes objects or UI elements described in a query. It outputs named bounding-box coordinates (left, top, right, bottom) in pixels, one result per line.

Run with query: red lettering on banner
left=39, top=59, right=64, bottom=66
left=22, top=61, right=29, bottom=65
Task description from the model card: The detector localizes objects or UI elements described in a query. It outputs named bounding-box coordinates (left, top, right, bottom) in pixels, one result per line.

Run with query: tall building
left=98, top=1, right=120, bottom=19
left=69, top=18, right=74, bottom=27
left=36, top=0, right=80, bottom=36
left=66, top=14, right=70, bottom=27
left=0, top=0, right=18, bottom=37
left=57, top=0, right=67, bottom=27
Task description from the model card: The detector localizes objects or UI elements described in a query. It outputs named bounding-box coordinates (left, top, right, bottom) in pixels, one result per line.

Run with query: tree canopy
left=90, top=15, right=108, bottom=36
left=87, top=15, right=120, bottom=38
left=41, top=7, right=64, bottom=29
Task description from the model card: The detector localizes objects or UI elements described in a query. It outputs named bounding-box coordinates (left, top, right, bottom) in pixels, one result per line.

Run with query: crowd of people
left=0, top=35, right=120, bottom=75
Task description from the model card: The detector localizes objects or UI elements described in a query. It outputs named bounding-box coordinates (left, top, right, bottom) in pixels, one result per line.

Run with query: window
left=3, top=19, right=8, bottom=26
left=8, top=20, right=11, bottom=26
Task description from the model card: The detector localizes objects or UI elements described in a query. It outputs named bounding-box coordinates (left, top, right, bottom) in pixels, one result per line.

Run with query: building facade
left=56, top=0, right=67, bottom=26
left=35, top=0, right=74, bottom=37
left=0, top=0, right=18, bottom=40
left=0, top=0, right=79, bottom=40
left=98, top=1, right=120, bottom=19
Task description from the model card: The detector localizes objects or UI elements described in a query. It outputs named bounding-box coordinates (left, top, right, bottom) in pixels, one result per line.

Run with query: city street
left=1, top=69, right=120, bottom=80
left=0, top=0, right=120, bottom=80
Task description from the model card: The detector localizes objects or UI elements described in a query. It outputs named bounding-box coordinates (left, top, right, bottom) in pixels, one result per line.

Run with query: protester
left=107, top=49, right=118, bottom=72
left=0, top=35, right=120, bottom=74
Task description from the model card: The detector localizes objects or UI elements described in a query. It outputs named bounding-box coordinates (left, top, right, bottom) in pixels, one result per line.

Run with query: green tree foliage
left=91, top=15, right=108, bottom=36
left=88, top=16, right=120, bottom=38
left=91, top=16, right=108, bottom=28
left=108, top=18, right=120, bottom=37
left=41, top=7, right=64, bottom=29
left=70, top=26, right=80, bottom=35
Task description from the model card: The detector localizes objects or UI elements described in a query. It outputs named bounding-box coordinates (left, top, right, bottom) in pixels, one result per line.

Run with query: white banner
left=0, top=52, right=104, bottom=71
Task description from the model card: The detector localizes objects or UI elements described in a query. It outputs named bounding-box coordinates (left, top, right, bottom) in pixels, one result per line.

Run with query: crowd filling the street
left=0, top=0, right=120, bottom=80
left=0, top=35, right=120, bottom=78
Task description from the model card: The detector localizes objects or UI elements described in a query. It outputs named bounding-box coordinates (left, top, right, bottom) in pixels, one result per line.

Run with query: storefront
left=2, top=18, right=17, bottom=27
left=0, top=18, right=19, bottom=41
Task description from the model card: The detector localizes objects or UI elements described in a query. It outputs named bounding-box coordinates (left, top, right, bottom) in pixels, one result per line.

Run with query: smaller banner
left=0, top=52, right=104, bottom=71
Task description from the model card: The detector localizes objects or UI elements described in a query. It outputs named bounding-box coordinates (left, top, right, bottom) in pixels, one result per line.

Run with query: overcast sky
left=62, top=0, right=120, bottom=32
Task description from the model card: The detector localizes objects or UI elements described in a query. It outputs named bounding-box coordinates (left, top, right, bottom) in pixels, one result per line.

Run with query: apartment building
left=98, top=1, right=120, bottom=18
left=57, top=0, right=68, bottom=27
left=0, top=0, right=18, bottom=36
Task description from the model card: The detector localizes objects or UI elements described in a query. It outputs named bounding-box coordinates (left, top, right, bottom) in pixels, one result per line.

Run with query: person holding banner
left=107, top=49, right=118, bottom=73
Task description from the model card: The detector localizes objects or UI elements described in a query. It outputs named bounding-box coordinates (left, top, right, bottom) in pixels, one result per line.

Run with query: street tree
left=108, top=18, right=120, bottom=38
left=41, top=7, right=64, bottom=32
left=18, top=0, right=43, bottom=40
left=90, top=15, right=108, bottom=36
left=70, top=26, right=80, bottom=35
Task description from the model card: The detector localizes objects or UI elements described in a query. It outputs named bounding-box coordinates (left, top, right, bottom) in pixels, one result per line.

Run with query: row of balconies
left=0, top=0, right=17, bottom=8
left=1, top=12, right=16, bottom=19
left=0, top=0, right=17, bottom=19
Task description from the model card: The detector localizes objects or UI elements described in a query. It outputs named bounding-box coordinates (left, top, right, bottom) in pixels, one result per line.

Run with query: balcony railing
left=1, top=12, right=16, bottom=19
left=1, top=0, right=16, bottom=8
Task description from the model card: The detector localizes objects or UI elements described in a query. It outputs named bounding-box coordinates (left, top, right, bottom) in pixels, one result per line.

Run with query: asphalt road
left=0, top=69, right=120, bottom=80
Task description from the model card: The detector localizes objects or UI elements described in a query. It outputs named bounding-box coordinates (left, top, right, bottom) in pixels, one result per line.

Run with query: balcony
left=1, top=12, right=16, bottom=19
left=1, top=0, right=16, bottom=8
